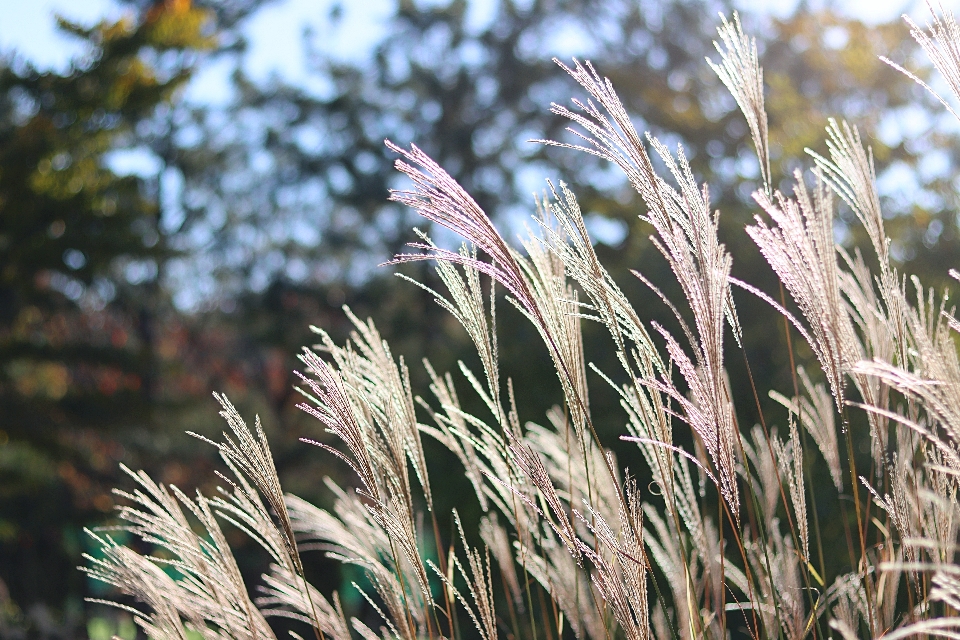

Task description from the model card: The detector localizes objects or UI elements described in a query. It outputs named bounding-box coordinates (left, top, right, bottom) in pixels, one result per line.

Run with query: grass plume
left=86, top=5, right=960, bottom=639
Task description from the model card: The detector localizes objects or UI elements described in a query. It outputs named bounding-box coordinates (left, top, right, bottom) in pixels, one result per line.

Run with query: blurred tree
left=0, top=0, right=217, bottom=631
left=157, top=0, right=957, bottom=437
left=159, top=1, right=957, bottom=295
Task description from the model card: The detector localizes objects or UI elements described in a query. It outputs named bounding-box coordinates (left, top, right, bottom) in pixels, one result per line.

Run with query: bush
left=84, top=7, right=960, bottom=639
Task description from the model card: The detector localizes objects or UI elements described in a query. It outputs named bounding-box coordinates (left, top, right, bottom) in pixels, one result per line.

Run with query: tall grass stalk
left=85, top=4, right=960, bottom=639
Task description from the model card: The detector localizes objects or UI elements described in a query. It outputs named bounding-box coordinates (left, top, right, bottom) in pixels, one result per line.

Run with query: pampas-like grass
left=86, top=5, right=960, bottom=639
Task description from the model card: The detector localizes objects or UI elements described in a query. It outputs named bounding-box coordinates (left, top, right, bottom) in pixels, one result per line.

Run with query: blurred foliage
left=0, top=0, right=216, bottom=634
left=2, top=0, right=959, bottom=636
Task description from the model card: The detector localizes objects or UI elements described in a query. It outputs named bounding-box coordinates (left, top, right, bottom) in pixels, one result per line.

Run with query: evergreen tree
left=0, top=0, right=215, bottom=629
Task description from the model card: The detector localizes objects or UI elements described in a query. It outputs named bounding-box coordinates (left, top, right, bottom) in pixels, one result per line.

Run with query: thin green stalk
left=778, top=282, right=829, bottom=586
left=738, top=350, right=790, bottom=640
left=500, top=562, right=522, bottom=640
left=537, top=583, right=556, bottom=640
left=431, top=510, right=458, bottom=640
left=646, top=554, right=682, bottom=640
left=839, top=404, right=877, bottom=637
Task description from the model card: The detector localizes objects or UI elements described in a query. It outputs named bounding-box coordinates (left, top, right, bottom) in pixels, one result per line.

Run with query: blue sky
left=0, top=0, right=393, bottom=103
left=0, top=0, right=926, bottom=175
left=0, top=0, right=916, bottom=93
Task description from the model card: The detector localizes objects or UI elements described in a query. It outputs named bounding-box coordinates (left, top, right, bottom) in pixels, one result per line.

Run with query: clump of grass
left=85, top=4, right=960, bottom=639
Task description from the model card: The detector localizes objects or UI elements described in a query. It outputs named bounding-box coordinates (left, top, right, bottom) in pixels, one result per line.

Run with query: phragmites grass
left=86, top=5, right=960, bottom=640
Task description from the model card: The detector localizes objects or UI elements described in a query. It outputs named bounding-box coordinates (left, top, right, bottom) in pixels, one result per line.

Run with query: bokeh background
left=0, top=0, right=956, bottom=637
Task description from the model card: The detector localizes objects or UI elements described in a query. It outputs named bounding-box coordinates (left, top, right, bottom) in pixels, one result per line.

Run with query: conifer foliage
left=0, top=0, right=215, bottom=614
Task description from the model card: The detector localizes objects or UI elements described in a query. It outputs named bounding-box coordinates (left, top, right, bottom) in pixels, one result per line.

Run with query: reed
left=85, top=4, right=960, bottom=638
